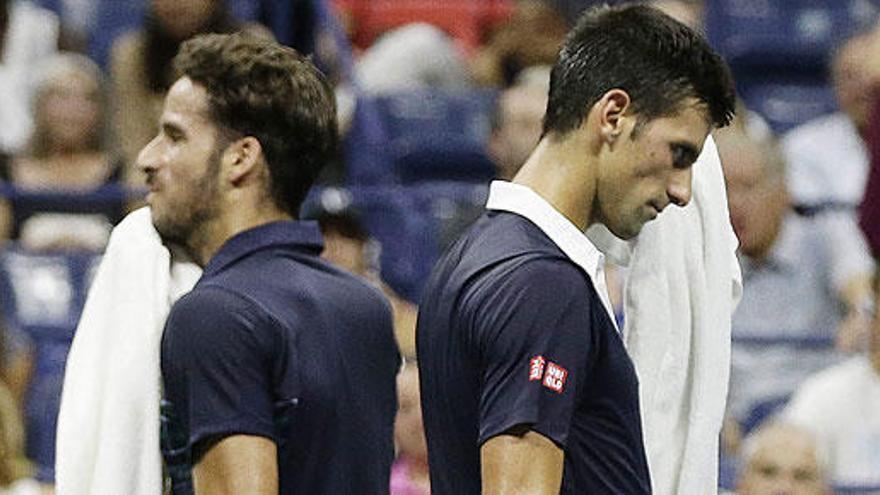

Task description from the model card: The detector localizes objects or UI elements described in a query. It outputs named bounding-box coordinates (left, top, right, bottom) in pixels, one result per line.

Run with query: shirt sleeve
left=161, top=285, right=284, bottom=457
left=464, top=257, right=598, bottom=449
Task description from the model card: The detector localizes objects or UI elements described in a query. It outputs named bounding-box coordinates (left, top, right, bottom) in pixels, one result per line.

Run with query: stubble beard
left=153, top=151, right=222, bottom=254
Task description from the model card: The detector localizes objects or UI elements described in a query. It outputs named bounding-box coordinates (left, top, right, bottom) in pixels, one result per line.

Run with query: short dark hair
left=174, top=33, right=338, bottom=215
left=542, top=4, right=736, bottom=138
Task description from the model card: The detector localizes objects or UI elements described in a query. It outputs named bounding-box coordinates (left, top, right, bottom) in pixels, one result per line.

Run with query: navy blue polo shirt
left=417, top=208, right=651, bottom=494
left=160, top=220, right=399, bottom=494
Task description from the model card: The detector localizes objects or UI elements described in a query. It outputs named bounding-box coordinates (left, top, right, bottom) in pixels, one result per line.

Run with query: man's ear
left=595, top=89, right=632, bottom=145
left=223, top=136, right=263, bottom=185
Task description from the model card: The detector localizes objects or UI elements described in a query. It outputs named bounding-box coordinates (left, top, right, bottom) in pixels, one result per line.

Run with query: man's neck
left=190, top=205, right=292, bottom=267
left=512, top=138, right=597, bottom=231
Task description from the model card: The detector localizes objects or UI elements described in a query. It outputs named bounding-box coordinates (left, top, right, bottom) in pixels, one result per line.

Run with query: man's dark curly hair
left=174, top=33, right=337, bottom=215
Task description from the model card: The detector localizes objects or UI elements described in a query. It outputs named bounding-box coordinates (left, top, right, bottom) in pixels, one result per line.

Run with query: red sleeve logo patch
left=528, top=355, right=546, bottom=381
left=542, top=362, right=568, bottom=394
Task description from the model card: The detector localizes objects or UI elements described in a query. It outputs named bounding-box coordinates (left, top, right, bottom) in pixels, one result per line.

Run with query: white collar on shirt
left=485, top=180, right=617, bottom=326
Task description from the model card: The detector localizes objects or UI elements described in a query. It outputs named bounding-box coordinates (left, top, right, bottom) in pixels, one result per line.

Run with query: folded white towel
left=55, top=208, right=201, bottom=495
left=588, top=136, right=742, bottom=494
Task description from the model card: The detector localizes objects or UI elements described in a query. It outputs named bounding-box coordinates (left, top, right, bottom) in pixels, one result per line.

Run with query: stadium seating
left=705, top=0, right=877, bottom=74
left=346, top=89, right=499, bottom=184
left=705, top=0, right=880, bottom=133
left=0, top=247, right=101, bottom=481
left=737, top=77, right=839, bottom=134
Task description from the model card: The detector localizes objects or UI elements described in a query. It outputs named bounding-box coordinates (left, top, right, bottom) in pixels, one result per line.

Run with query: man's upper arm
left=162, top=286, right=283, bottom=459
left=193, top=434, right=278, bottom=495
left=481, top=430, right=564, bottom=495
left=467, top=257, right=595, bottom=451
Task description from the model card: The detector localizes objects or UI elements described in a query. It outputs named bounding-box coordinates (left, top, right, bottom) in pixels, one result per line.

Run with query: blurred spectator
left=0, top=52, right=121, bottom=251
left=717, top=114, right=874, bottom=442
left=309, top=189, right=419, bottom=357
left=487, top=67, right=549, bottom=181
left=355, top=23, right=472, bottom=95
left=110, top=0, right=268, bottom=179
left=735, top=422, right=828, bottom=495
left=0, top=0, right=59, bottom=155
left=780, top=287, right=880, bottom=490
left=470, top=0, right=567, bottom=87
left=781, top=31, right=875, bottom=211
left=390, top=362, right=429, bottom=495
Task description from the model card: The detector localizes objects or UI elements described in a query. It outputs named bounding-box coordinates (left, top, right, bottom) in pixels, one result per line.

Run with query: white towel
left=55, top=208, right=201, bottom=495
left=588, top=136, right=742, bottom=494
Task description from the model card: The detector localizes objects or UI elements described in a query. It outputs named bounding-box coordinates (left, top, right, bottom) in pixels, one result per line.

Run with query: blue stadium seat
left=347, top=89, right=499, bottom=184
left=302, top=186, right=434, bottom=302
left=408, top=181, right=489, bottom=254
left=718, top=450, right=739, bottom=492
left=834, top=483, right=880, bottom=494
left=705, top=0, right=879, bottom=74
left=740, top=395, right=791, bottom=436
left=737, top=77, right=839, bottom=134
left=347, top=186, right=434, bottom=302
left=88, top=0, right=144, bottom=69
left=344, top=97, right=397, bottom=185
left=0, top=248, right=101, bottom=481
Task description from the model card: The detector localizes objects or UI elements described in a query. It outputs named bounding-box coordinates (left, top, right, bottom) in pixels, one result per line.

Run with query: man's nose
left=136, top=136, right=161, bottom=174
left=667, top=167, right=693, bottom=208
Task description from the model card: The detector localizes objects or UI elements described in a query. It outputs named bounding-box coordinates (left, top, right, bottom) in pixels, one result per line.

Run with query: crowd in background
left=0, top=0, right=877, bottom=494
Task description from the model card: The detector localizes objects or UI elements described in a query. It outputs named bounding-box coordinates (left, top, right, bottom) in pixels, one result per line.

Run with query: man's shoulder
left=169, top=284, right=265, bottom=327
left=461, top=212, right=566, bottom=264
left=437, top=212, right=592, bottom=305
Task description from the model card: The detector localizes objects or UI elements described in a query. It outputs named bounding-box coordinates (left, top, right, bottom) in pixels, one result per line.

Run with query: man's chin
left=606, top=221, right=643, bottom=241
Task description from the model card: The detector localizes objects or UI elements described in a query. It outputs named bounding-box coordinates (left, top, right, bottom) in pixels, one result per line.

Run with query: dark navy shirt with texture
left=416, top=211, right=651, bottom=494
left=160, top=221, right=399, bottom=494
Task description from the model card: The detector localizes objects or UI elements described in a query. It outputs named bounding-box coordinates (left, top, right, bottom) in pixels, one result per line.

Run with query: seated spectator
left=735, top=422, right=828, bottom=495
left=470, top=0, right=568, bottom=87
left=0, top=0, right=59, bottom=155
left=355, top=23, right=472, bottom=95
left=781, top=289, right=880, bottom=489
left=781, top=30, right=876, bottom=211
left=390, top=362, right=429, bottom=495
left=0, top=52, right=122, bottom=251
left=308, top=190, right=419, bottom=357
left=110, top=0, right=268, bottom=179
left=717, top=115, right=874, bottom=441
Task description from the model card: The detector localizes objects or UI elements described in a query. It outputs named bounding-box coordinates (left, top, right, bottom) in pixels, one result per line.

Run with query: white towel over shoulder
left=588, top=136, right=742, bottom=494
left=55, top=208, right=201, bottom=495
